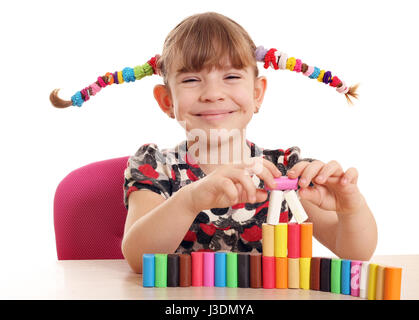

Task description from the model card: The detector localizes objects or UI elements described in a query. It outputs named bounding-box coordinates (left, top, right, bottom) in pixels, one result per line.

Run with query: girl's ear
left=253, top=76, right=267, bottom=112
left=153, top=84, right=175, bottom=118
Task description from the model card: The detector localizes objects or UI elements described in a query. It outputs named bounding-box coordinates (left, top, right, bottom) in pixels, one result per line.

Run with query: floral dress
left=123, top=139, right=314, bottom=254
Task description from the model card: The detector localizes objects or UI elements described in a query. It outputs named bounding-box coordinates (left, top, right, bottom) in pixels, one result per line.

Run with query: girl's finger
left=262, top=157, right=282, bottom=177
left=226, top=168, right=258, bottom=203
left=287, top=161, right=311, bottom=179
left=252, top=163, right=279, bottom=190
left=341, top=167, right=359, bottom=185
left=240, top=156, right=281, bottom=178
left=240, top=158, right=278, bottom=190
left=298, top=160, right=325, bottom=188
left=222, top=178, right=241, bottom=203
left=315, top=160, right=344, bottom=184
left=298, top=185, right=322, bottom=207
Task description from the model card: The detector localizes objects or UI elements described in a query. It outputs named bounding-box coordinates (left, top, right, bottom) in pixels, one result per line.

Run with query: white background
left=1, top=0, right=418, bottom=276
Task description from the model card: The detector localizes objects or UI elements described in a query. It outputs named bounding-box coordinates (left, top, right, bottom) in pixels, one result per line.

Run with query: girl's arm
left=301, top=194, right=378, bottom=261
left=121, top=184, right=197, bottom=274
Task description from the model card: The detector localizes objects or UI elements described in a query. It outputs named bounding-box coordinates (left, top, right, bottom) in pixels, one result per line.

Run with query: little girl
left=50, top=12, right=377, bottom=274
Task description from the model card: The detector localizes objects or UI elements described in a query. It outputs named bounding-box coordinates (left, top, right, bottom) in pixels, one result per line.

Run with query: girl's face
left=154, top=56, right=267, bottom=139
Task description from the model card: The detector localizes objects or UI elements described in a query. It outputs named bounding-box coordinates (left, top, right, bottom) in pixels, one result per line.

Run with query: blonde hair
left=157, top=12, right=259, bottom=89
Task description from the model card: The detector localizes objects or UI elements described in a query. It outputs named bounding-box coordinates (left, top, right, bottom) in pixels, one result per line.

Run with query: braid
left=255, top=46, right=359, bottom=105
left=49, top=55, right=160, bottom=108
left=50, top=46, right=359, bottom=109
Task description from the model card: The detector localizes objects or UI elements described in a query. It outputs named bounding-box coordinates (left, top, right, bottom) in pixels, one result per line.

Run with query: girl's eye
left=182, top=79, right=198, bottom=83
left=182, top=76, right=240, bottom=83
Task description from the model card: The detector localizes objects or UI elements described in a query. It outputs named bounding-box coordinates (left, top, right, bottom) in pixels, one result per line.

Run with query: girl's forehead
left=170, top=56, right=250, bottom=78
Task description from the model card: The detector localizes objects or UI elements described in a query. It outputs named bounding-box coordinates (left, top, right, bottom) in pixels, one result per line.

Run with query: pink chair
left=53, top=156, right=129, bottom=260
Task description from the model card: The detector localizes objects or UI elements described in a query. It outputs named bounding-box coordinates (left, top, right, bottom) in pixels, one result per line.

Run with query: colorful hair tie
left=286, top=57, right=297, bottom=71
left=278, top=52, right=288, bottom=70
left=309, top=67, right=320, bottom=79
left=323, top=71, right=332, bottom=84
left=90, top=83, right=101, bottom=96
left=122, top=67, right=136, bottom=82
left=337, top=82, right=349, bottom=94
left=317, top=70, right=325, bottom=82
left=304, top=65, right=314, bottom=76
left=147, top=55, right=160, bottom=75
left=62, top=55, right=160, bottom=107
left=114, top=71, right=119, bottom=84
left=97, top=76, right=107, bottom=87
left=293, top=59, right=302, bottom=73
left=255, top=46, right=268, bottom=62
left=264, top=48, right=279, bottom=70
left=71, top=91, right=83, bottom=107
left=117, top=71, right=124, bottom=84
left=330, top=76, right=340, bottom=87
left=252, top=45, right=359, bottom=104
left=105, top=72, right=114, bottom=85
left=80, top=88, right=90, bottom=101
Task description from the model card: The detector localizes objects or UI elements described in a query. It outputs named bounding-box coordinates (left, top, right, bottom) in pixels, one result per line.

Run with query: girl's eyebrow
left=175, top=66, right=247, bottom=78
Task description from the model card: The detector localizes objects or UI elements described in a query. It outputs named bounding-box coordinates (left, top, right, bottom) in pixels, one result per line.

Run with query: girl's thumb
left=298, top=188, right=317, bottom=203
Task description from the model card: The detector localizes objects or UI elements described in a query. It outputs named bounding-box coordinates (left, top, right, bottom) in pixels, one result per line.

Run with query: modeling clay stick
left=350, top=260, right=362, bottom=297
left=367, top=263, right=378, bottom=300
left=360, top=262, right=369, bottom=299
left=262, top=223, right=274, bottom=257
left=275, top=257, right=288, bottom=289
left=179, top=254, right=191, bottom=287
left=262, top=256, right=275, bottom=289
left=238, top=253, right=250, bottom=288
left=250, top=253, right=262, bottom=288
left=203, top=252, right=214, bottom=287
left=288, top=223, right=300, bottom=258
left=383, top=267, right=402, bottom=300
left=226, top=252, right=238, bottom=288
left=341, top=259, right=351, bottom=295
left=310, top=257, right=321, bottom=291
left=274, top=223, right=287, bottom=257
left=300, top=222, right=313, bottom=258
left=320, top=258, right=331, bottom=292
left=375, top=265, right=385, bottom=300
left=331, top=258, right=342, bottom=294
left=288, top=258, right=300, bottom=289
left=284, top=190, right=308, bottom=223
left=299, top=258, right=311, bottom=290
left=214, top=252, right=226, bottom=287
left=191, top=252, right=203, bottom=287
left=266, top=190, right=284, bottom=225
left=167, top=254, right=179, bottom=287
left=142, top=254, right=155, bottom=287
left=265, top=176, right=298, bottom=190
left=154, top=254, right=168, bottom=288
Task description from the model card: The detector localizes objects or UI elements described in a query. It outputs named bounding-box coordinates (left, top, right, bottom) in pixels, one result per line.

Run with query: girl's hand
left=188, top=157, right=282, bottom=213
left=287, top=160, right=364, bottom=216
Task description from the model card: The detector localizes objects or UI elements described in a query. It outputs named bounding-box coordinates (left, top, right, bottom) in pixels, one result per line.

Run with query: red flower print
left=255, top=201, right=269, bottom=216
left=200, top=223, right=216, bottom=236
left=138, top=164, right=159, bottom=179
left=241, top=225, right=262, bottom=242
left=279, top=211, right=289, bottom=223
left=126, top=186, right=138, bottom=198
left=187, top=169, right=199, bottom=181
left=183, top=230, right=197, bottom=242
left=232, top=203, right=245, bottom=209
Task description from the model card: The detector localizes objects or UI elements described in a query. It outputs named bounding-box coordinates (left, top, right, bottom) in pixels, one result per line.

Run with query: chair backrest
left=54, top=156, right=129, bottom=259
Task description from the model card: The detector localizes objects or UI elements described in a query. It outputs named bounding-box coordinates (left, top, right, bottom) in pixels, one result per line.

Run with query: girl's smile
left=194, top=110, right=237, bottom=122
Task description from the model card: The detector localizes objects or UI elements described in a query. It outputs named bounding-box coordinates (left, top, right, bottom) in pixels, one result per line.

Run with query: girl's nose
left=200, top=81, right=226, bottom=102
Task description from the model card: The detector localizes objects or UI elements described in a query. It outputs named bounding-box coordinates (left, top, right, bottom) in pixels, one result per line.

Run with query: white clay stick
left=266, top=190, right=284, bottom=225
left=284, top=190, right=308, bottom=224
